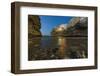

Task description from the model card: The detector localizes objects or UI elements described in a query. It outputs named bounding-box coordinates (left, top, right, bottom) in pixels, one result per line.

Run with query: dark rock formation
left=28, top=15, right=42, bottom=38
left=28, top=15, right=42, bottom=60
left=66, top=17, right=88, bottom=36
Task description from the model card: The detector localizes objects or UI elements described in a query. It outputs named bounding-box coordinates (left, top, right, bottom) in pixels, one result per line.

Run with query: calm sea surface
left=28, top=36, right=88, bottom=60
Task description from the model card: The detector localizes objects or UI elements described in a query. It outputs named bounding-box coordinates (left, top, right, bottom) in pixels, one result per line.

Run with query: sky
left=40, top=15, right=73, bottom=36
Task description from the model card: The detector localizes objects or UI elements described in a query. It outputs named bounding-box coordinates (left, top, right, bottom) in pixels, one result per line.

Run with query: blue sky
left=40, top=15, right=73, bottom=36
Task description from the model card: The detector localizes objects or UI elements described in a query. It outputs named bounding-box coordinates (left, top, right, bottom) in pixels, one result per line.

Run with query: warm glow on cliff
left=56, top=24, right=66, bottom=32
left=57, top=27, right=63, bottom=31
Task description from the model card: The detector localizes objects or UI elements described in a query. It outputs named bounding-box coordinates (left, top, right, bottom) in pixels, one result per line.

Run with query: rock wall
left=51, top=17, right=88, bottom=36
left=65, top=17, right=88, bottom=36
left=28, top=15, right=42, bottom=60
left=28, top=15, right=42, bottom=38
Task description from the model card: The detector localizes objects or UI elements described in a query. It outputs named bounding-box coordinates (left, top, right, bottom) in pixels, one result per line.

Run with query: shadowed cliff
left=28, top=15, right=42, bottom=38
left=28, top=15, right=42, bottom=60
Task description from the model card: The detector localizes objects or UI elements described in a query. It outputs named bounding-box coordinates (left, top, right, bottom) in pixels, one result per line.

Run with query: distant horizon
left=39, top=15, right=73, bottom=36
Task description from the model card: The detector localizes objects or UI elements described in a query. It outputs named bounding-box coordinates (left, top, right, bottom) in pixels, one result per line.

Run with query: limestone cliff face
left=28, top=15, right=42, bottom=38
left=51, top=17, right=88, bottom=36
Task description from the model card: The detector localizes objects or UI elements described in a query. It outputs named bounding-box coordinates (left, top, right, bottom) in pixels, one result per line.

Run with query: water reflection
left=28, top=36, right=88, bottom=61
left=58, top=37, right=67, bottom=59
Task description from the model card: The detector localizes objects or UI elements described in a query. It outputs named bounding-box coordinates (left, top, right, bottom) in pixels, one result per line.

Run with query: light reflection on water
left=28, top=36, right=88, bottom=61
left=58, top=37, right=67, bottom=58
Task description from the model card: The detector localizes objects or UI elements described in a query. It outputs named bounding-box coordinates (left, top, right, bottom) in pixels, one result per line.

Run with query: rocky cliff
left=28, top=15, right=42, bottom=60
left=51, top=17, right=88, bottom=36
left=28, top=15, right=42, bottom=38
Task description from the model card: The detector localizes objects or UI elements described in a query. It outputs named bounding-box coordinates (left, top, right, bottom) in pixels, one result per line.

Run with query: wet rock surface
left=28, top=37, right=88, bottom=60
